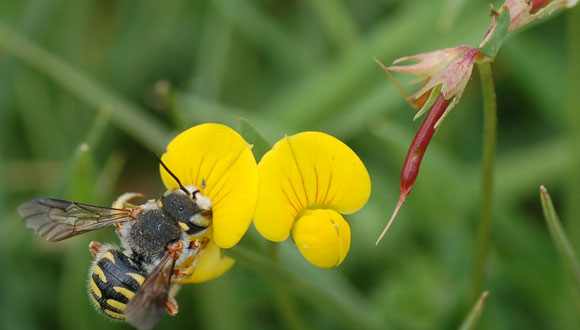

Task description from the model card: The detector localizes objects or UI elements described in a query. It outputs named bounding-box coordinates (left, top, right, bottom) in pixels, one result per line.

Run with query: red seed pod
left=376, top=94, right=450, bottom=245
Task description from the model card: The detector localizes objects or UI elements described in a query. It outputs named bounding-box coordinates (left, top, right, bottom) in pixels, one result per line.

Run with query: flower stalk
left=471, top=60, right=497, bottom=300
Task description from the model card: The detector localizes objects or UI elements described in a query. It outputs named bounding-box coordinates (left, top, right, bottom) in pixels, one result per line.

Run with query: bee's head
left=154, top=153, right=212, bottom=235
left=161, top=190, right=212, bottom=235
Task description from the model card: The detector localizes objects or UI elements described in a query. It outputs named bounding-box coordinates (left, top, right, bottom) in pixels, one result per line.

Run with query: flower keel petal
left=292, top=209, right=351, bottom=269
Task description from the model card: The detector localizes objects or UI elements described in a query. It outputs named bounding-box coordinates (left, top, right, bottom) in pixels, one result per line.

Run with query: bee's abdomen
left=88, top=248, right=146, bottom=320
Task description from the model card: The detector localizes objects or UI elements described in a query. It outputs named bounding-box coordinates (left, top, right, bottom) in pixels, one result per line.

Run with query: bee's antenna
left=152, top=152, right=190, bottom=195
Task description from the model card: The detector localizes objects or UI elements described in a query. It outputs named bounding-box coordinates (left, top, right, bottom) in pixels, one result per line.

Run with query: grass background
left=1, top=0, right=580, bottom=329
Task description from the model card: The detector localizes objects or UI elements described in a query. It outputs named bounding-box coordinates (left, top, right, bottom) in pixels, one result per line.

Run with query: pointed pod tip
left=375, top=197, right=405, bottom=246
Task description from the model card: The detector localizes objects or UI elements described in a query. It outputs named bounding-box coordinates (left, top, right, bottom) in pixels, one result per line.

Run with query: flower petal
left=253, top=131, right=370, bottom=241
left=414, top=48, right=479, bottom=101
left=161, top=123, right=259, bottom=248
left=292, top=209, right=350, bottom=269
left=388, top=46, right=470, bottom=79
left=172, top=238, right=235, bottom=284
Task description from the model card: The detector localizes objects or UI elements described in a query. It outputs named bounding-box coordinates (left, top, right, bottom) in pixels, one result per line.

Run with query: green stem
left=267, top=243, right=307, bottom=330
left=472, top=60, right=497, bottom=301
left=227, top=246, right=387, bottom=330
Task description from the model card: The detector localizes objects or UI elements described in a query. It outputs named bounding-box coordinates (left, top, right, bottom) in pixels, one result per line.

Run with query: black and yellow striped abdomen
left=88, top=248, right=147, bottom=320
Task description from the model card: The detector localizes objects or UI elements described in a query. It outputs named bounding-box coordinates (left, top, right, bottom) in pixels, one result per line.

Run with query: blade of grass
left=0, top=22, right=172, bottom=152
left=493, top=203, right=578, bottom=328
left=539, top=185, right=580, bottom=314
left=458, top=291, right=490, bottom=330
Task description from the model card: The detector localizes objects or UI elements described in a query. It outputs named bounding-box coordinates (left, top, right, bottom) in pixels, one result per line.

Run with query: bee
left=17, top=156, right=212, bottom=330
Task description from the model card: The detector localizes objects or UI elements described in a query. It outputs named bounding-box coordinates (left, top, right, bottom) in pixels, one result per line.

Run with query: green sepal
left=414, top=84, right=442, bottom=121
left=239, top=117, right=272, bottom=162
left=479, top=8, right=510, bottom=58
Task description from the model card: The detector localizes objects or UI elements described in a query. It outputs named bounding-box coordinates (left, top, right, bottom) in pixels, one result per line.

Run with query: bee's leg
left=166, top=284, right=181, bottom=316
left=171, top=238, right=211, bottom=279
left=112, top=192, right=145, bottom=209
left=165, top=296, right=179, bottom=316
left=88, top=241, right=103, bottom=259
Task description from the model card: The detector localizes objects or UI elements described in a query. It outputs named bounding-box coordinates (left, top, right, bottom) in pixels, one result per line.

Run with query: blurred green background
left=1, top=0, right=580, bottom=329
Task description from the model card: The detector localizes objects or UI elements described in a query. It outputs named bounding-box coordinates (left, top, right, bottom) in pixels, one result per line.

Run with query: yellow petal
left=172, top=237, right=235, bottom=284
left=253, top=131, right=370, bottom=241
left=160, top=123, right=259, bottom=248
left=291, top=209, right=350, bottom=269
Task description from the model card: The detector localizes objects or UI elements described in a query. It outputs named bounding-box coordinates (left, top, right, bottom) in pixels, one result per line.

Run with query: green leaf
left=479, top=8, right=510, bottom=58
left=458, top=291, right=489, bottom=330
left=540, top=185, right=580, bottom=313
left=239, top=117, right=272, bottom=162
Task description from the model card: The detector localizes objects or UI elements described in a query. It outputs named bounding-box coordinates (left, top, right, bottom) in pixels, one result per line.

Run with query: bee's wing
left=125, top=249, right=176, bottom=330
left=17, top=198, right=134, bottom=242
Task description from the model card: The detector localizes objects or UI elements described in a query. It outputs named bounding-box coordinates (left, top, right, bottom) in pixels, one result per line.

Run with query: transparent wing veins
left=18, top=198, right=133, bottom=242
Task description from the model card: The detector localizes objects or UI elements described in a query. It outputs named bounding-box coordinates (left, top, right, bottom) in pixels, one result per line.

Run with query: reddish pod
left=376, top=94, right=450, bottom=245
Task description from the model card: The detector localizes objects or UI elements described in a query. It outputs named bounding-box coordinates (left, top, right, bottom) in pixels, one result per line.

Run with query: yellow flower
left=253, top=132, right=370, bottom=268
left=160, top=123, right=259, bottom=283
